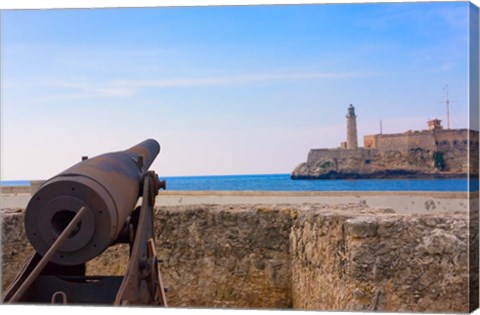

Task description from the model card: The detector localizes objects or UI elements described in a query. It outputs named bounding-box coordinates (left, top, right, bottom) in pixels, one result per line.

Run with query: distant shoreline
left=290, top=170, right=471, bottom=180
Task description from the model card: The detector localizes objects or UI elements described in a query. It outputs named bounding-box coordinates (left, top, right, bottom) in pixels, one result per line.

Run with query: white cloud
left=112, top=71, right=382, bottom=88
left=3, top=70, right=383, bottom=102
left=85, top=87, right=137, bottom=97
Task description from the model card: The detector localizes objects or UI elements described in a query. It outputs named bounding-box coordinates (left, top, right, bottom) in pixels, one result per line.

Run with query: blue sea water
left=1, top=174, right=477, bottom=192
left=163, top=174, right=475, bottom=192
left=1, top=180, right=31, bottom=187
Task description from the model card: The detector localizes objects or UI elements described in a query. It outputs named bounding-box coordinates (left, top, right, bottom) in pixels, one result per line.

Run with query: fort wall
left=295, top=129, right=479, bottom=178
left=290, top=208, right=471, bottom=312
left=307, top=148, right=375, bottom=164
left=363, top=131, right=436, bottom=152
left=363, top=129, right=477, bottom=154
left=295, top=103, right=478, bottom=179
left=1, top=204, right=472, bottom=312
left=375, top=131, right=436, bottom=152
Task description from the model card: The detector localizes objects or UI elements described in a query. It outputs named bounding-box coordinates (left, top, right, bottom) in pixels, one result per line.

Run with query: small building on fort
left=291, top=105, right=479, bottom=179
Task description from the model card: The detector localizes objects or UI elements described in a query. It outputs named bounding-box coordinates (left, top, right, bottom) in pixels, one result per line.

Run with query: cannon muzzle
left=24, top=139, right=160, bottom=266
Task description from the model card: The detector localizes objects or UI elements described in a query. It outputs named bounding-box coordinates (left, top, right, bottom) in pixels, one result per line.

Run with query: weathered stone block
left=345, top=217, right=378, bottom=238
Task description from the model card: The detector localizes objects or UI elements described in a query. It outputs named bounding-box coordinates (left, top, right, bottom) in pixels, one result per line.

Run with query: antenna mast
left=439, top=85, right=454, bottom=129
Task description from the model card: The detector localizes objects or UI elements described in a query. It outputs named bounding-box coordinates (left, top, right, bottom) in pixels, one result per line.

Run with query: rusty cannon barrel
left=24, top=139, right=161, bottom=266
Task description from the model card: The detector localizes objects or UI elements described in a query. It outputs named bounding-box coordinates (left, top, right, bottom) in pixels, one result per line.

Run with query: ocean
left=1, top=174, right=477, bottom=192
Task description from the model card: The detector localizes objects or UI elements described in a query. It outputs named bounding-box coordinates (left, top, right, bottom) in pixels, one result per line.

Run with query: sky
left=0, top=1, right=476, bottom=180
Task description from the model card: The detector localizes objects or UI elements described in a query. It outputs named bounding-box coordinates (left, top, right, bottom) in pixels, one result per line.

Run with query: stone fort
left=294, top=105, right=479, bottom=178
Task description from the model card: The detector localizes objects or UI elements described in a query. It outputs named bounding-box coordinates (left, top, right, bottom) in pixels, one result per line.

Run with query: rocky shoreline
left=290, top=148, right=474, bottom=180
left=291, top=168, right=468, bottom=180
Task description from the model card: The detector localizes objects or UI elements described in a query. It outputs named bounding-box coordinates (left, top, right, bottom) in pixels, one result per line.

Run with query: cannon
left=2, top=139, right=168, bottom=306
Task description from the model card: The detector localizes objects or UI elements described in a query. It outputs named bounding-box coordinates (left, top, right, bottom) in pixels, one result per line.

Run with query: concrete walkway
left=1, top=190, right=476, bottom=214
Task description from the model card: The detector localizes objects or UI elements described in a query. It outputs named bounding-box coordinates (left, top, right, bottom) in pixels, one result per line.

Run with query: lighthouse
left=346, top=104, right=358, bottom=149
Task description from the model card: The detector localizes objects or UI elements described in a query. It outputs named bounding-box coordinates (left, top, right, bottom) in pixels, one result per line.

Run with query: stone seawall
left=1, top=203, right=474, bottom=312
